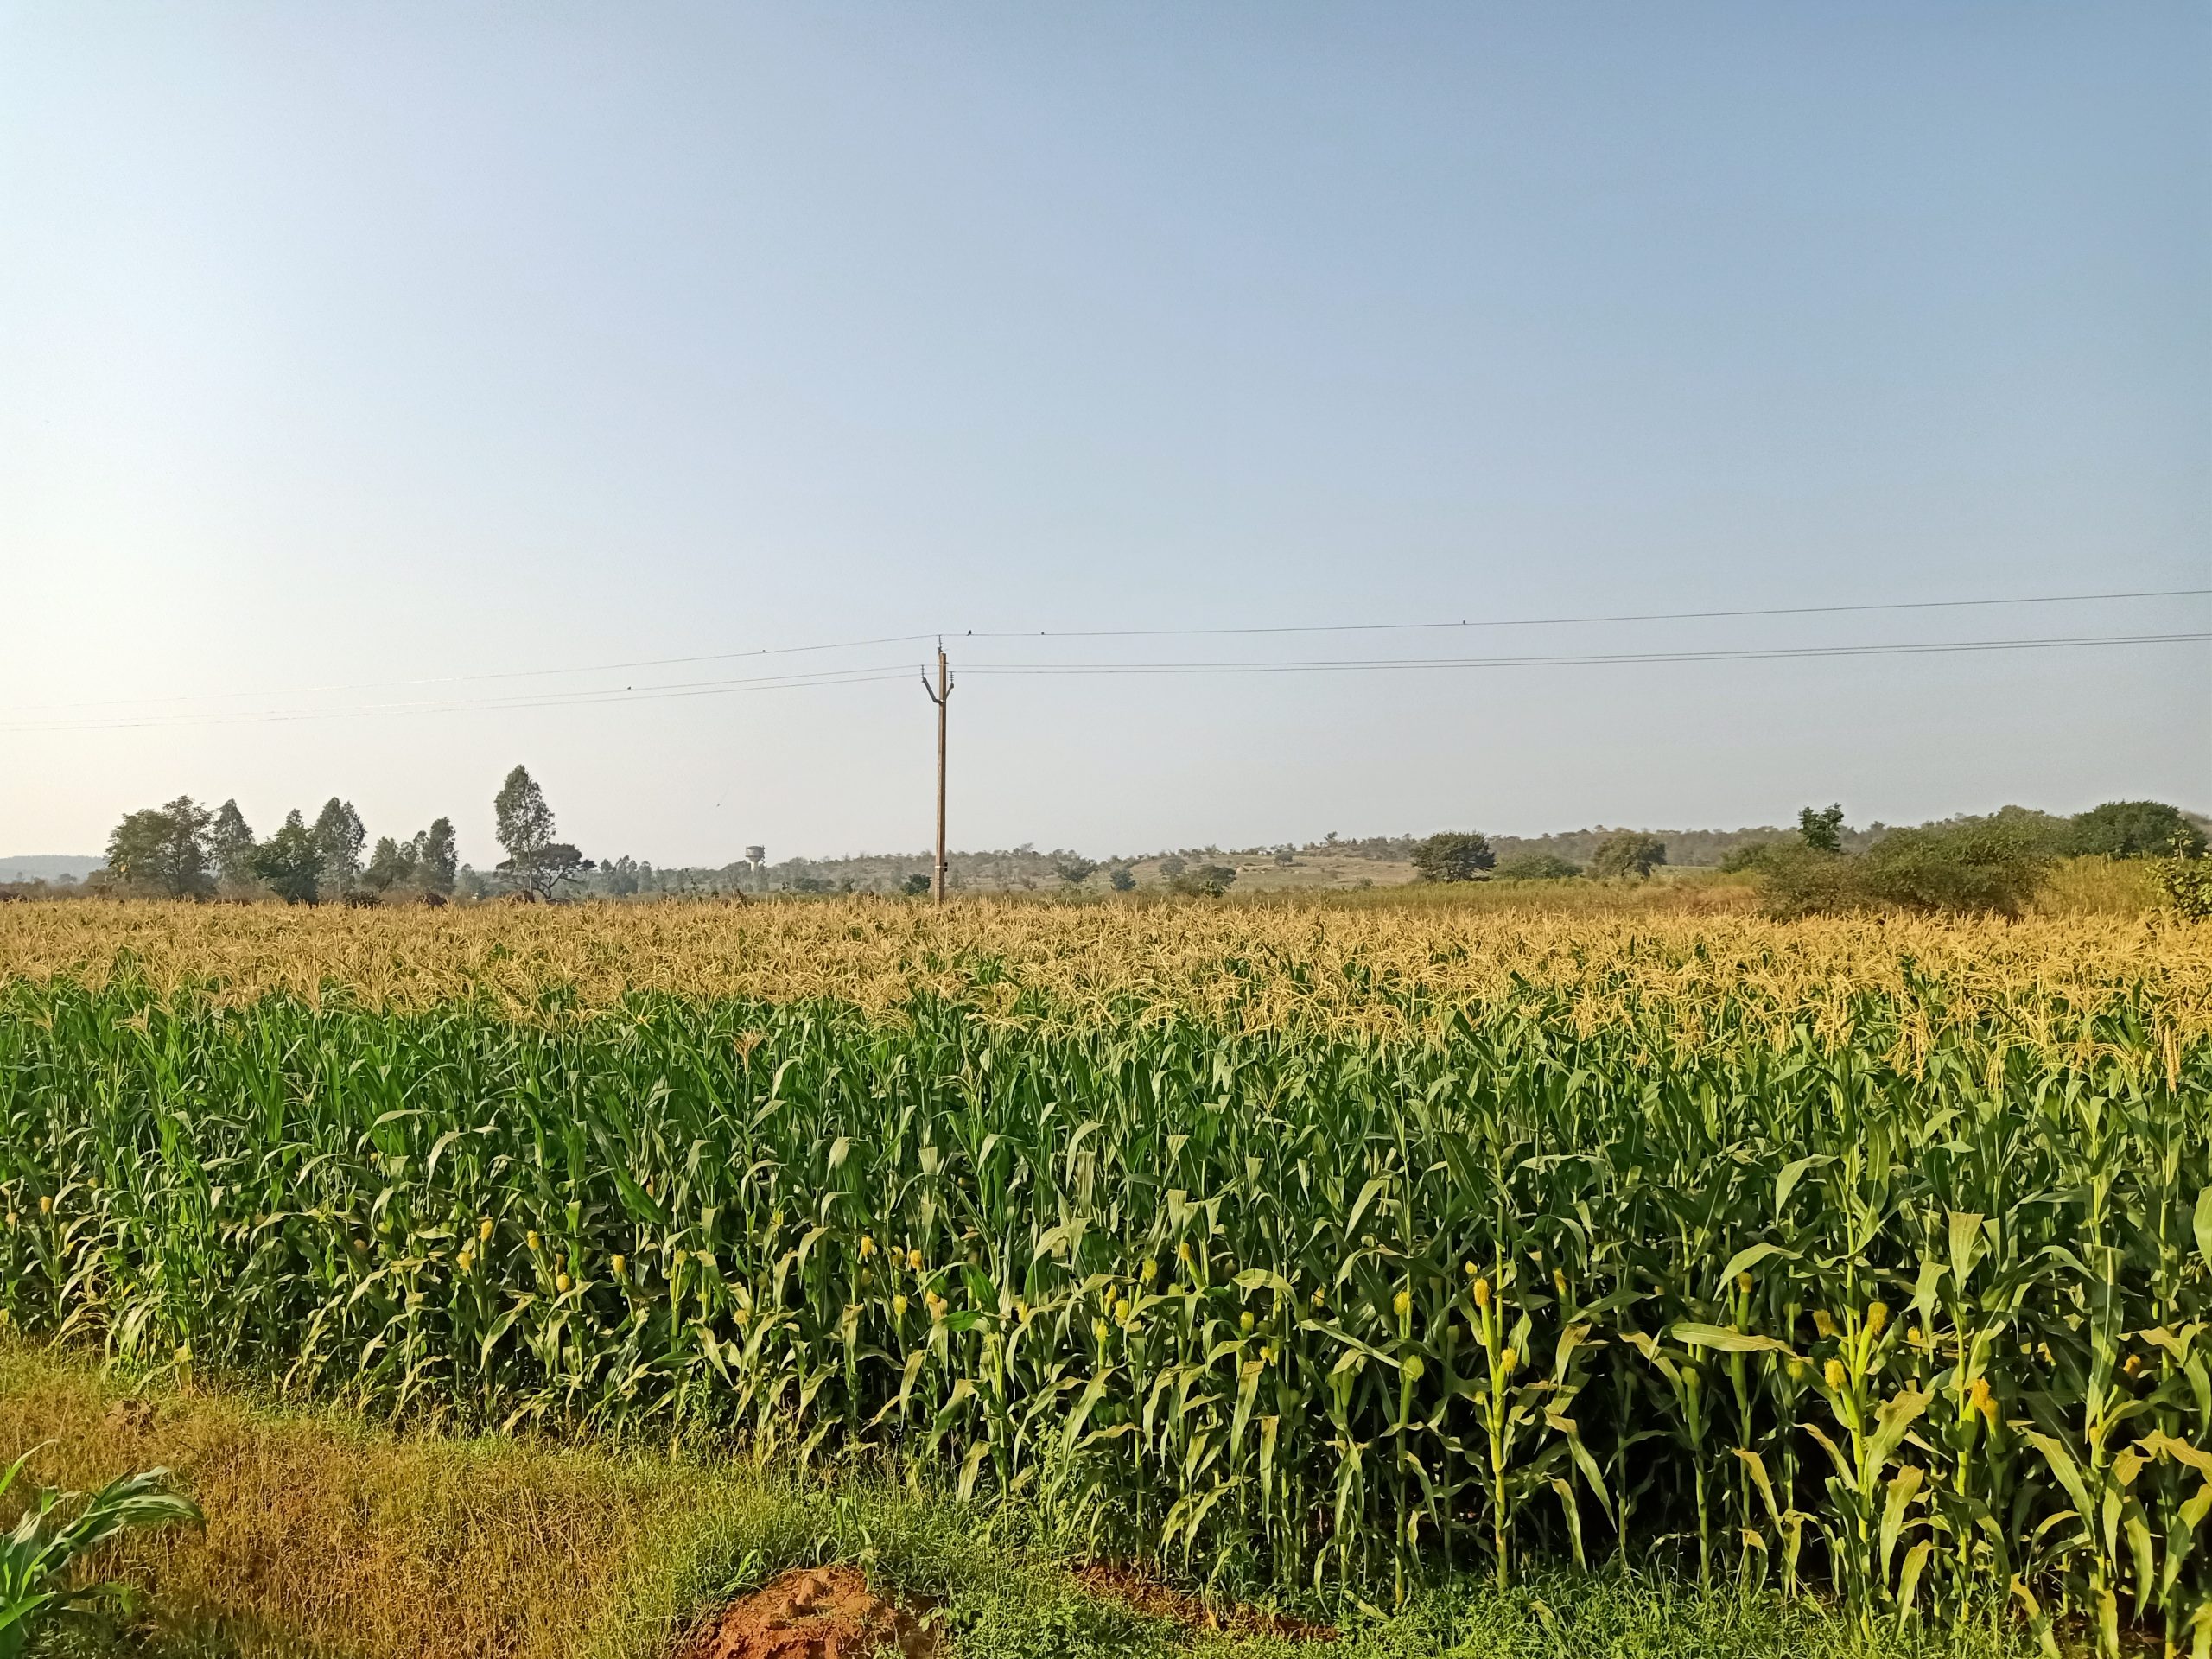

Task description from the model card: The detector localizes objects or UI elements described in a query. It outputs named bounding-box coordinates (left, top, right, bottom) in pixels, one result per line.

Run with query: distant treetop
left=1411, top=832, right=1496, bottom=883
left=2071, top=800, right=2206, bottom=861
left=1590, top=831, right=1668, bottom=881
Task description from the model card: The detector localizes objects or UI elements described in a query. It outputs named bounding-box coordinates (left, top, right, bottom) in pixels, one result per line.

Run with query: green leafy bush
left=2159, top=854, right=2212, bottom=920
left=1165, top=863, right=1236, bottom=897
left=1589, top=831, right=1666, bottom=880
left=1748, top=844, right=1859, bottom=917
left=1855, top=822, right=2053, bottom=915
left=1491, top=853, right=1580, bottom=882
left=1717, top=839, right=1791, bottom=874
left=1759, top=823, right=2052, bottom=918
left=1411, top=833, right=1496, bottom=883
left=2072, top=800, right=2207, bottom=861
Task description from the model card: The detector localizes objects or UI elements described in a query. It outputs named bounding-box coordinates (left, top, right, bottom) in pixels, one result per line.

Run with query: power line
left=1, top=664, right=916, bottom=735
left=5, top=631, right=944, bottom=716
left=958, top=631, right=2212, bottom=676
left=10, top=587, right=2202, bottom=717
left=9, top=630, right=2202, bottom=736
left=959, top=587, right=2212, bottom=643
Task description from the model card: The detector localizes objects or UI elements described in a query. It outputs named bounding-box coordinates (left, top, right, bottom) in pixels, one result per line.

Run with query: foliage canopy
left=103, top=798, right=214, bottom=899
left=2072, top=800, right=2206, bottom=861
left=1590, top=830, right=1667, bottom=880
left=1491, top=852, right=1581, bottom=882
left=1412, top=832, right=1497, bottom=883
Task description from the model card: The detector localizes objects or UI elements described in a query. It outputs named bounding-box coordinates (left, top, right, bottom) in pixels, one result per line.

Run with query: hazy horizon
left=5, top=4, right=2207, bottom=869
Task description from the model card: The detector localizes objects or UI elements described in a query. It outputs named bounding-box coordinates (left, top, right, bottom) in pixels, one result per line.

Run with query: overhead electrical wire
left=7, top=629, right=2205, bottom=735
left=8, top=587, right=2203, bottom=718
left=2, top=665, right=916, bottom=735
left=958, top=587, right=2212, bottom=643
left=958, top=631, right=2212, bottom=677
left=5, top=631, right=945, bottom=716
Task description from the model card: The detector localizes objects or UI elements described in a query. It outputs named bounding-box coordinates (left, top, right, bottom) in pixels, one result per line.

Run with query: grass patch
left=3, top=1343, right=682, bottom=1658
left=2, top=1341, right=2037, bottom=1659
left=0, top=1339, right=1189, bottom=1659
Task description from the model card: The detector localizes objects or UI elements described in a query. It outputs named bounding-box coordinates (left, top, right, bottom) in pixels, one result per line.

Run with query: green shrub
left=1749, top=844, right=1860, bottom=918
left=1165, top=864, right=1236, bottom=897
left=1717, top=839, right=1790, bottom=874
left=1858, top=822, right=2053, bottom=915
left=2071, top=800, right=2207, bottom=861
left=1589, top=831, right=1667, bottom=880
left=1759, top=823, right=2052, bottom=918
left=1967, top=804, right=2078, bottom=859
left=1410, top=833, right=1495, bottom=883
left=1491, top=853, right=1580, bottom=882
left=2159, top=855, right=2212, bottom=920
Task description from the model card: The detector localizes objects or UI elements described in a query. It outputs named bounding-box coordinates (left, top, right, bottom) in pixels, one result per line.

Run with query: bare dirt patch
left=1075, top=1563, right=1335, bottom=1643
left=682, top=1567, right=941, bottom=1659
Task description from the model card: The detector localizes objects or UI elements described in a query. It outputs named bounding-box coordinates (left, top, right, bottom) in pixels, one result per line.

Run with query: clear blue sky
left=3, top=3, right=2206, bottom=867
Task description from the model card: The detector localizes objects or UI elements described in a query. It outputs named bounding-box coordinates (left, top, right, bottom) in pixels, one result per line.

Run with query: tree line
left=1408, top=799, right=2209, bottom=916
left=1735, top=798, right=2209, bottom=918
left=49, top=784, right=2212, bottom=913
left=1411, top=827, right=1672, bottom=883
left=96, top=766, right=592, bottom=906
left=104, top=796, right=456, bottom=904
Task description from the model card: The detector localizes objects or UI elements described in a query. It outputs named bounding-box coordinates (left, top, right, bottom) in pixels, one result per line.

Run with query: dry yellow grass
left=0, top=893, right=2207, bottom=1054
left=2030, top=852, right=2169, bottom=916
left=0, top=1344, right=1187, bottom=1659
left=0, top=1341, right=696, bottom=1659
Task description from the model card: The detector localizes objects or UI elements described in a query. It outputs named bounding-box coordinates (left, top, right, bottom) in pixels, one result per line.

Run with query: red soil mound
left=682, top=1567, right=940, bottom=1659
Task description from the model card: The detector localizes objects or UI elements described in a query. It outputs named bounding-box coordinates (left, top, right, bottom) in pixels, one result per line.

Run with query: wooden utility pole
left=921, top=645, right=952, bottom=903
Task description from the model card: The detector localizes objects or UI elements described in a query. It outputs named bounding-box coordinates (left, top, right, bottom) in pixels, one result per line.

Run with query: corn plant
left=0, top=1450, right=202, bottom=1657
left=0, top=900, right=2209, bottom=1641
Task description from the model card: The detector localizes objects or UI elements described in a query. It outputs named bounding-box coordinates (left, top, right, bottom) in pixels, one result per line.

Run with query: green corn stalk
left=0, top=949, right=2208, bottom=1625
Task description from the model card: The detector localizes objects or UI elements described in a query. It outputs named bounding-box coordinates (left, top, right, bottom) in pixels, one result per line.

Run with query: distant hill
left=563, top=823, right=1825, bottom=897
left=581, top=807, right=2164, bottom=897
left=0, top=855, right=105, bottom=883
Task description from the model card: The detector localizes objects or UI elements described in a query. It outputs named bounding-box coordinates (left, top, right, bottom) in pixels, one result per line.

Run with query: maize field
left=3, top=899, right=2211, bottom=1647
